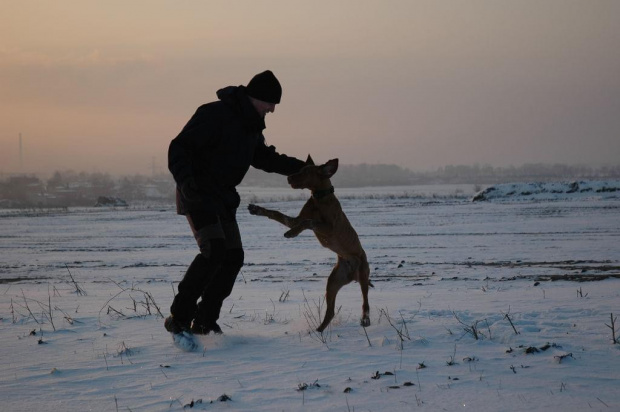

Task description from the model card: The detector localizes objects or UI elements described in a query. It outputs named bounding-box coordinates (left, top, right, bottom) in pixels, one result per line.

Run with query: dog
left=248, top=156, right=371, bottom=332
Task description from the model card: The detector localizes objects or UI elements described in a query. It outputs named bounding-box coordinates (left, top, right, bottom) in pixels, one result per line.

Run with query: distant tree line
left=1, top=163, right=619, bottom=208
left=0, top=170, right=175, bottom=208
left=421, top=163, right=620, bottom=184
left=241, top=163, right=415, bottom=187
left=242, top=162, right=620, bottom=187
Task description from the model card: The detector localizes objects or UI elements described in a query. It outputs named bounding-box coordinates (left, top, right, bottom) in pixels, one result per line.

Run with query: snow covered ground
left=1, top=183, right=619, bottom=411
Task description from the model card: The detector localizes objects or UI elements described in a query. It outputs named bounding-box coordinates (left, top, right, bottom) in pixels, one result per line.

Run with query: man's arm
left=251, top=137, right=305, bottom=176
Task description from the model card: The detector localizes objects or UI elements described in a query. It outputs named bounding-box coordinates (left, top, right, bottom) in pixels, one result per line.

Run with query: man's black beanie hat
left=246, top=70, right=282, bottom=104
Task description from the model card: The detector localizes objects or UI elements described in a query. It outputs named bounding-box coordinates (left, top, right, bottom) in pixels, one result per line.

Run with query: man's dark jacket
left=168, top=85, right=305, bottom=215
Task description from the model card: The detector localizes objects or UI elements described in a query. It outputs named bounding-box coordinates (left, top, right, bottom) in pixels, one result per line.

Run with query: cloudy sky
left=1, top=1, right=619, bottom=176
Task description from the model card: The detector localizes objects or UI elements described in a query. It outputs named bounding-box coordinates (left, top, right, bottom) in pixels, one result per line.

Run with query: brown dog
left=248, top=156, right=371, bottom=332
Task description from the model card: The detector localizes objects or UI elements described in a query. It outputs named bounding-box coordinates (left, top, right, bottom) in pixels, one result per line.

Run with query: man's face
left=249, top=97, right=276, bottom=118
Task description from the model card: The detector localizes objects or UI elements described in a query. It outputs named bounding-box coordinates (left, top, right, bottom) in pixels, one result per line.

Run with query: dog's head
left=287, top=155, right=339, bottom=190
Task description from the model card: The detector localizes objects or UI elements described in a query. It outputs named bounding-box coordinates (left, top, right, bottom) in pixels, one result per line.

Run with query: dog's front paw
left=360, top=317, right=370, bottom=327
left=247, top=204, right=264, bottom=216
left=284, top=226, right=304, bottom=238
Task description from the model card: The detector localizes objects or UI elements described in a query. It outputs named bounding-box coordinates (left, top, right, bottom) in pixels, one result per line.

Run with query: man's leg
left=193, top=211, right=244, bottom=333
left=168, top=253, right=208, bottom=327
left=167, top=213, right=225, bottom=332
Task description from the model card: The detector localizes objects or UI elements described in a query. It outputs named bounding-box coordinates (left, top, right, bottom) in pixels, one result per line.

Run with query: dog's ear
left=306, top=155, right=315, bottom=166
left=320, top=158, right=339, bottom=178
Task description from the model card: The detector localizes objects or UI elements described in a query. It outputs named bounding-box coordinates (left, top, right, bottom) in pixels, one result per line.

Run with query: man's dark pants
left=170, top=209, right=244, bottom=327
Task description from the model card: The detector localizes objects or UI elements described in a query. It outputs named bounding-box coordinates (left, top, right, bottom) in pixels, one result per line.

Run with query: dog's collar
left=312, top=186, right=335, bottom=200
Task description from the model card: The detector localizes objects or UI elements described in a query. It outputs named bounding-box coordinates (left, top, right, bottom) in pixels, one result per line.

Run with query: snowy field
left=1, top=183, right=619, bottom=412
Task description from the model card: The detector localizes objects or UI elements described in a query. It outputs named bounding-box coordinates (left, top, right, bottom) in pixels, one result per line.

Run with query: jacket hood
left=216, top=85, right=238, bottom=102
left=216, top=85, right=266, bottom=132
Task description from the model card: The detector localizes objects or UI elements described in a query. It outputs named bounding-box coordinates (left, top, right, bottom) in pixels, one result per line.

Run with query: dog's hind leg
left=358, top=257, right=371, bottom=327
left=316, top=259, right=352, bottom=333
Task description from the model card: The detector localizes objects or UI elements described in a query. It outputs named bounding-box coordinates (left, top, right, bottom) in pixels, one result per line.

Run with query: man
left=165, top=70, right=305, bottom=335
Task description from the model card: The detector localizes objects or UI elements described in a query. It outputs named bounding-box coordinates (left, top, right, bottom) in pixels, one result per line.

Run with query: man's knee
left=199, top=249, right=244, bottom=304
left=199, top=238, right=227, bottom=263
left=214, top=249, right=244, bottom=300
left=224, top=248, right=244, bottom=271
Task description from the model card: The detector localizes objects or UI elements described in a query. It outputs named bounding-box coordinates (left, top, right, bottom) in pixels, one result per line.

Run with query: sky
left=1, top=0, right=619, bottom=177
